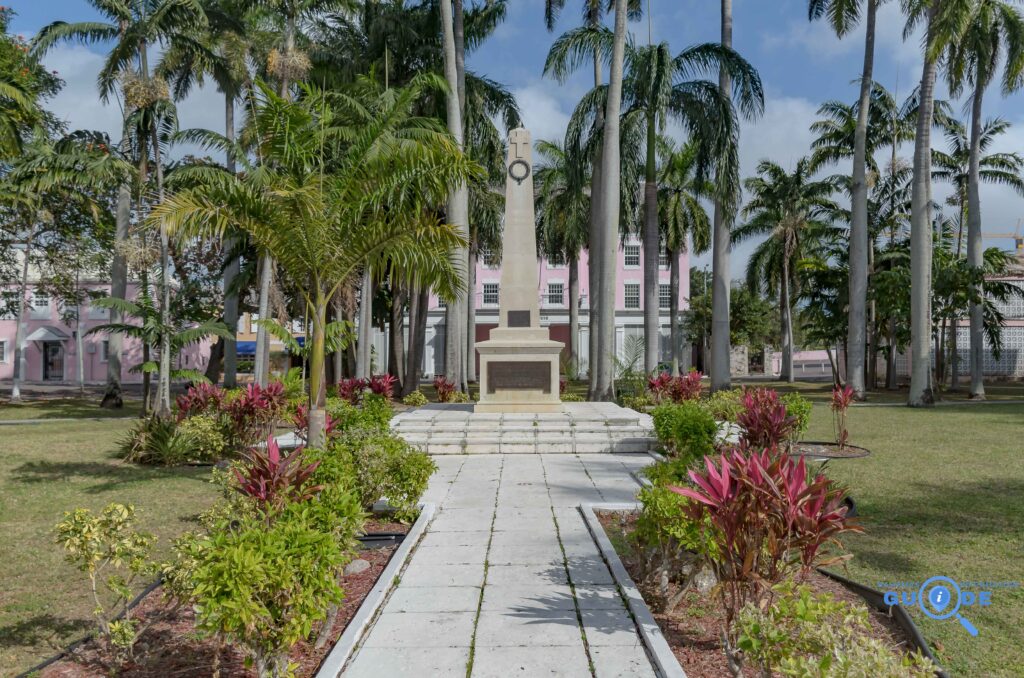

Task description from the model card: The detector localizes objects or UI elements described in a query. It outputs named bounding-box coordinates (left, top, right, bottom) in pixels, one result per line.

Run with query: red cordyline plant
left=559, top=378, right=568, bottom=395
left=670, top=445, right=861, bottom=648
left=175, top=382, right=226, bottom=421
left=233, top=437, right=322, bottom=513
left=647, top=371, right=704, bottom=404
left=336, top=377, right=367, bottom=405
left=831, top=384, right=855, bottom=449
left=292, top=404, right=337, bottom=444
left=736, top=388, right=798, bottom=449
left=433, top=375, right=456, bottom=403
left=226, top=382, right=288, bottom=449
left=368, top=374, right=397, bottom=400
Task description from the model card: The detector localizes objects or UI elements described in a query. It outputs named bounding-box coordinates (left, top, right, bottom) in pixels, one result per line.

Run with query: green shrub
left=643, top=455, right=696, bottom=486
left=781, top=392, right=812, bottom=442
left=119, top=417, right=194, bottom=466
left=737, top=581, right=936, bottom=677
left=651, top=401, right=718, bottom=462
left=177, top=414, right=228, bottom=462
left=302, top=447, right=368, bottom=550
left=54, top=504, right=156, bottom=658
left=326, top=393, right=393, bottom=434
left=451, top=390, right=470, bottom=403
left=622, top=394, right=651, bottom=411
left=186, top=510, right=346, bottom=677
left=560, top=392, right=585, bottom=402
left=703, top=388, right=745, bottom=422
left=329, top=432, right=435, bottom=522
left=402, top=390, right=428, bottom=407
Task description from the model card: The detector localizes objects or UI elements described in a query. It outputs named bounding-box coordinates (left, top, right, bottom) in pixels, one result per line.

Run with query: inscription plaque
left=487, top=361, right=551, bottom=394
left=507, top=310, right=531, bottom=327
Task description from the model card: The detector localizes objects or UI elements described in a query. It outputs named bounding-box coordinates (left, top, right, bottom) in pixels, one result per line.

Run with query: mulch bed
left=38, top=524, right=409, bottom=678
left=597, top=511, right=913, bottom=678
left=789, top=442, right=871, bottom=459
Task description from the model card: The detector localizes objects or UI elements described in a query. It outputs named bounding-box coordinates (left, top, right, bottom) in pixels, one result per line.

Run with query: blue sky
left=10, top=0, right=1024, bottom=273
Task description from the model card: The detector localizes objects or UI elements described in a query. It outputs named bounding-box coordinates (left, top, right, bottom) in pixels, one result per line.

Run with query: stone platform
left=391, top=402, right=657, bottom=455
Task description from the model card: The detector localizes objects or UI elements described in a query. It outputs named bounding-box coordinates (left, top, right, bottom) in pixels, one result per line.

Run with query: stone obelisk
left=475, top=128, right=564, bottom=413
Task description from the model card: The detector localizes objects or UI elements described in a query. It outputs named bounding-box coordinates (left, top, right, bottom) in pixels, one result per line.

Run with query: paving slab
left=361, top=611, right=477, bottom=647
left=474, top=610, right=584, bottom=647
left=470, top=646, right=592, bottom=677
left=590, top=645, right=659, bottom=678
left=385, top=585, right=482, bottom=613
left=343, top=646, right=471, bottom=678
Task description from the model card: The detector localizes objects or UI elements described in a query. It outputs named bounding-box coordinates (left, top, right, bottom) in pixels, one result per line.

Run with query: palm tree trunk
left=587, top=6, right=604, bottom=398
left=669, top=247, right=684, bottom=375
left=10, top=230, right=32, bottom=403
left=403, top=286, right=421, bottom=396
left=102, top=180, right=131, bottom=408
left=846, top=0, right=877, bottom=400
left=440, top=0, right=469, bottom=391
left=307, top=291, right=328, bottom=448
left=886, top=317, right=898, bottom=389
left=780, top=259, right=794, bottom=383
left=643, top=109, right=659, bottom=375
left=569, top=254, right=580, bottom=371
left=710, top=0, right=734, bottom=393
left=908, top=4, right=938, bottom=407
left=466, top=239, right=477, bottom=382
left=253, top=255, right=274, bottom=386
left=222, top=93, right=240, bottom=388
left=406, top=287, right=429, bottom=394
left=151, top=121, right=172, bottom=419
left=595, top=0, right=628, bottom=401
left=356, top=267, right=372, bottom=379
left=389, top=281, right=406, bottom=390
left=966, top=83, right=986, bottom=399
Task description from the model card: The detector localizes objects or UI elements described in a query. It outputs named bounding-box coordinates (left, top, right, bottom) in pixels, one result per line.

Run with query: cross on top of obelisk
left=509, top=128, right=530, bottom=159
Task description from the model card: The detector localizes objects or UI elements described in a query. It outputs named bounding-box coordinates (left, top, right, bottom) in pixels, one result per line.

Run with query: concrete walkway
left=341, top=453, right=658, bottom=677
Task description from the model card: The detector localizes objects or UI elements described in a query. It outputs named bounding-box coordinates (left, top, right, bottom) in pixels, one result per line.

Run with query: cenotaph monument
left=475, top=128, right=564, bottom=413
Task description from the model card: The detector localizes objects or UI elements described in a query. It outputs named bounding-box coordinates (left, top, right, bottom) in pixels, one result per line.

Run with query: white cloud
left=512, top=82, right=572, bottom=144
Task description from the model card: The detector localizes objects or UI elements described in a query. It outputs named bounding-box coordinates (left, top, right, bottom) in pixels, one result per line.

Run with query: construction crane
left=982, top=219, right=1024, bottom=254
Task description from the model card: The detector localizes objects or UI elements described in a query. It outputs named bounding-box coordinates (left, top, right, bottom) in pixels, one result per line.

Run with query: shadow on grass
left=11, top=460, right=210, bottom=493
left=0, top=614, right=92, bottom=650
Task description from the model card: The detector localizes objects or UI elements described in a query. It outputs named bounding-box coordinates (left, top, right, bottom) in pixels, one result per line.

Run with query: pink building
left=421, top=236, right=692, bottom=376
left=1, top=277, right=211, bottom=386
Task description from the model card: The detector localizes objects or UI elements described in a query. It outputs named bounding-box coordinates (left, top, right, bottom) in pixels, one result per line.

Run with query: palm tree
left=33, top=0, right=207, bottom=410
left=942, top=0, right=1024, bottom=399
left=931, top=116, right=1024, bottom=387
left=0, top=74, right=36, bottom=159
left=154, top=77, right=477, bottom=446
left=809, top=0, right=882, bottom=400
left=904, top=0, right=969, bottom=406
left=536, top=138, right=590, bottom=370
left=658, top=139, right=713, bottom=374
left=733, top=158, right=840, bottom=383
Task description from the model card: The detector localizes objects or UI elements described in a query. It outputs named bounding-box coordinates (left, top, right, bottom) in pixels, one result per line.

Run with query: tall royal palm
left=625, top=40, right=762, bottom=374
left=33, top=0, right=208, bottom=414
left=535, top=138, right=591, bottom=370
left=809, top=0, right=883, bottom=399
left=155, top=77, right=478, bottom=446
left=904, top=0, right=969, bottom=406
left=943, top=0, right=1024, bottom=399
left=734, top=158, right=839, bottom=383
left=659, top=140, right=712, bottom=374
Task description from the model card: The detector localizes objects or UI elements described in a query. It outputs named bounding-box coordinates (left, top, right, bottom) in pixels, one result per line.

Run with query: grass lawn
left=0, top=419, right=219, bottom=675
left=0, top=398, right=143, bottom=421
left=804, top=402, right=1024, bottom=676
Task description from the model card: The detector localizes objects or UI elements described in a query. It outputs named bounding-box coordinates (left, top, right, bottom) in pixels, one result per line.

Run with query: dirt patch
left=597, top=511, right=915, bottom=678
left=38, top=543, right=402, bottom=677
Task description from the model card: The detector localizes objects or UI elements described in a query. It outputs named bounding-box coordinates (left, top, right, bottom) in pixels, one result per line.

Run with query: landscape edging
left=315, top=501, right=436, bottom=678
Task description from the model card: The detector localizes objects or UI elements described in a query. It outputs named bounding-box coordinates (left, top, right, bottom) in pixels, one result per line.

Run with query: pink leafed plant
left=226, top=383, right=288, bottom=449
left=368, top=374, right=398, bottom=400
left=669, top=445, right=860, bottom=641
left=433, top=375, right=456, bottom=403
left=830, top=384, right=856, bottom=449
left=175, top=382, right=225, bottom=421
left=291, top=404, right=337, bottom=444
left=233, top=437, right=322, bottom=512
left=336, top=377, right=367, bottom=405
left=647, top=371, right=704, bottom=404
left=736, top=388, right=798, bottom=449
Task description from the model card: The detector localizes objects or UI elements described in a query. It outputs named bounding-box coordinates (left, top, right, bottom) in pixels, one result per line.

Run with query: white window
left=659, top=249, right=670, bottom=269
left=624, top=244, right=641, bottom=268
left=0, top=339, right=7, bottom=363
left=30, top=292, right=50, bottom=319
left=624, top=283, right=640, bottom=309
left=88, top=301, right=110, bottom=320
left=481, top=248, right=500, bottom=268
left=99, top=340, right=110, bottom=362
left=436, top=296, right=446, bottom=309
left=547, top=282, right=565, bottom=306
left=659, top=283, right=672, bottom=309
left=546, top=258, right=564, bottom=270
left=483, top=282, right=500, bottom=305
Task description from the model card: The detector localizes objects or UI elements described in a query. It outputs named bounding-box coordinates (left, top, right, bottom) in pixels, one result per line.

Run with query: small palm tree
left=153, top=76, right=479, bottom=445
left=734, top=158, right=840, bottom=383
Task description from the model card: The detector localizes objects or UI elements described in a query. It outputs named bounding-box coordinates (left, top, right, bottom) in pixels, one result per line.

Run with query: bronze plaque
left=507, top=310, right=531, bottom=327
left=487, top=361, right=551, bottom=394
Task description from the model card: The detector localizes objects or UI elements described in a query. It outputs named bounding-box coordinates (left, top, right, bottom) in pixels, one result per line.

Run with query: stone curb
left=581, top=502, right=687, bottom=678
left=316, top=502, right=436, bottom=678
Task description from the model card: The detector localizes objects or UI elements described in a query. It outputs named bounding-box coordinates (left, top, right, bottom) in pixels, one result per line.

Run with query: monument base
left=475, top=336, right=563, bottom=414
